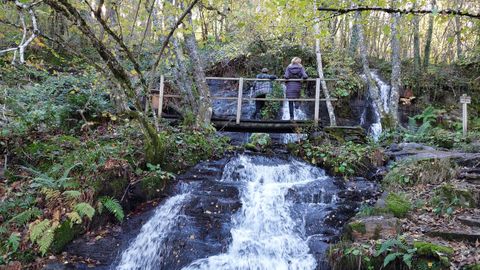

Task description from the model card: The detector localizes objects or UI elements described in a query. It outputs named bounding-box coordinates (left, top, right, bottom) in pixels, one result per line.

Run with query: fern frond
left=66, top=211, right=82, bottom=225
left=29, top=219, right=51, bottom=242
left=42, top=188, right=61, bottom=202
left=8, top=233, right=21, bottom=252
left=75, top=202, right=95, bottom=220
left=8, top=207, right=42, bottom=226
left=63, top=190, right=82, bottom=199
left=100, top=197, right=124, bottom=222
left=0, top=226, right=7, bottom=235
left=38, top=228, right=55, bottom=256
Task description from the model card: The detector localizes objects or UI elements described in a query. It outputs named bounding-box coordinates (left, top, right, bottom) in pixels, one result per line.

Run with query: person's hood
left=288, top=64, right=303, bottom=75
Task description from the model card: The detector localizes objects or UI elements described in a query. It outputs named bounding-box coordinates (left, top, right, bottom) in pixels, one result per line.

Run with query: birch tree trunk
left=389, top=0, right=401, bottom=126
left=454, top=0, right=463, bottom=60
left=184, top=13, right=212, bottom=127
left=314, top=0, right=336, bottom=126
left=423, top=0, right=437, bottom=70
left=412, top=1, right=421, bottom=75
left=349, top=11, right=360, bottom=57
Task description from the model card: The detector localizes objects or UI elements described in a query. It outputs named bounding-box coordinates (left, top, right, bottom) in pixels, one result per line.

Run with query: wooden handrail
left=154, top=75, right=339, bottom=127
left=161, top=94, right=337, bottom=102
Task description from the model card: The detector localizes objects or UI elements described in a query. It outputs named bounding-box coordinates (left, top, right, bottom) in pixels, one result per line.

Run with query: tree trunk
left=349, top=11, right=360, bottom=57
left=389, top=0, right=401, bottom=126
left=184, top=14, right=212, bottom=127
left=412, top=1, right=421, bottom=75
left=423, top=0, right=437, bottom=70
left=314, top=0, right=336, bottom=126
left=454, top=0, right=463, bottom=60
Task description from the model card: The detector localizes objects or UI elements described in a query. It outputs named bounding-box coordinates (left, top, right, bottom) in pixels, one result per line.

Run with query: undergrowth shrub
left=430, top=184, right=475, bottom=215
left=383, top=159, right=457, bottom=189
left=291, top=140, right=383, bottom=177
left=386, top=193, right=412, bottom=218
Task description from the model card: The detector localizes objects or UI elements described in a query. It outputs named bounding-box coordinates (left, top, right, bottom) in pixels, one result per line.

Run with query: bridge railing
left=153, top=76, right=338, bottom=127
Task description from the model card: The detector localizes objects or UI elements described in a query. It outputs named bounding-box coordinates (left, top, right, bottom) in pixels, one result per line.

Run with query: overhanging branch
left=317, top=6, right=480, bottom=19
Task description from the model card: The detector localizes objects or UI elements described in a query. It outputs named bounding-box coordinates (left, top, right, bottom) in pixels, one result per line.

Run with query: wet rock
left=347, top=216, right=401, bottom=241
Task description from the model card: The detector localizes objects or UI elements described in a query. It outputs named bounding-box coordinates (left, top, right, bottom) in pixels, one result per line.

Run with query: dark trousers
left=288, top=101, right=299, bottom=120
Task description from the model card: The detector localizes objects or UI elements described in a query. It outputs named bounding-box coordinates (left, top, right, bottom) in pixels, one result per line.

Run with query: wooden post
left=158, top=75, right=165, bottom=120
left=314, top=78, right=321, bottom=127
left=460, top=94, right=471, bottom=137
left=236, top=78, right=244, bottom=124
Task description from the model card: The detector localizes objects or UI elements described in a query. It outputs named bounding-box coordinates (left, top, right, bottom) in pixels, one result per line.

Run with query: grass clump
left=386, top=193, right=412, bottom=218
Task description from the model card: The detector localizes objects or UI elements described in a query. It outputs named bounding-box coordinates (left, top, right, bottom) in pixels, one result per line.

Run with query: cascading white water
left=360, top=70, right=391, bottom=141
left=281, top=84, right=307, bottom=144
left=182, top=155, right=326, bottom=270
left=115, top=194, right=190, bottom=270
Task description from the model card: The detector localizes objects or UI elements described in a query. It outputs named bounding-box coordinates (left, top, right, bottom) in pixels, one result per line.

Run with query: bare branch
left=150, top=0, right=200, bottom=77
left=317, top=6, right=480, bottom=19
left=0, top=0, right=40, bottom=64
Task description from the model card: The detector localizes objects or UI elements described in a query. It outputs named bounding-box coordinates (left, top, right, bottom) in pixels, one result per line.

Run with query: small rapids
left=111, top=154, right=372, bottom=270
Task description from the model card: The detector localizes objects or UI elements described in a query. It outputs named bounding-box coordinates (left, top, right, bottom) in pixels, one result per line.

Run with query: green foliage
left=7, top=208, right=42, bottom=226
left=414, top=241, right=453, bottom=267
left=430, top=184, right=474, bottom=215
left=375, top=237, right=417, bottom=269
left=292, top=140, right=380, bottom=177
left=29, top=219, right=56, bottom=256
left=74, top=203, right=95, bottom=220
left=2, top=70, right=112, bottom=138
left=98, top=197, right=125, bottom=222
left=246, top=133, right=272, bottom=151
left=383, top=159, right=457, bottom=189
left=26, top=163, right=80, bottom=190
left=386, top=193, right=412, bottom=218
left=260, top=82, right=284, bottom=120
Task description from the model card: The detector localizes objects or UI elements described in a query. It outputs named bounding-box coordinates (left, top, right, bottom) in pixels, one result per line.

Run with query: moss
left=414, top=242, right=454, bottom=256
left=50, top=220, right=80, bottom=253
left=464, top=264, right=480, bottom=270
left=348, top=221, right=366, bottom=234
left=414, top=241, right=453, bottom=268
left=383, top=158, right=457, bottom=189
left=386, top=193, right=412, bottom=218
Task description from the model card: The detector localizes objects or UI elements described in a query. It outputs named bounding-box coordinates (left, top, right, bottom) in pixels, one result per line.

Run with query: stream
left=103, top=154, right=377, bottom=270
left=60, top=80, right=379, bottom=270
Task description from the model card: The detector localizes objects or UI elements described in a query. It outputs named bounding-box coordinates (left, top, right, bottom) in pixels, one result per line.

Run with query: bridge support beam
left=236, top=78, right=244, bottom=124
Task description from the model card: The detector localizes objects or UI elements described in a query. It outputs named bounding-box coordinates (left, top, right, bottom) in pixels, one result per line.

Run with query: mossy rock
left=414, top=241, right=453, bottom=268
left=247, top=133, right=271, bottom=151
left=386, top=193, right=412, bottom=218
left=348, top=221, right=366, bottom=234
left=50, top=220, right=81, bottom=253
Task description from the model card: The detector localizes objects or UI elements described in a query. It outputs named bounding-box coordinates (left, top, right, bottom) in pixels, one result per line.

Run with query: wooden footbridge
left=152, top=76, right=365, bottom=135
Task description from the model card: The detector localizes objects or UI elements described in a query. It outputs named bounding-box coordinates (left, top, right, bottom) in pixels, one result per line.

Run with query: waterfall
left=281, top=84, right=307, bottom=144
left=182, top=155, right=326, bottom=270
left=115, top=194, right=190, bottom=270
left=112, top=154, right=349, bottom=270
left=360, top=70, right=391, bottom=141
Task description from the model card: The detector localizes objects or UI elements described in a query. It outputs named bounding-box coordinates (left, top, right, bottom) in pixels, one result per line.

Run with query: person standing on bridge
left=284, top=57, right=308, bottom=120
left=254, top=68, right=277, bottom=119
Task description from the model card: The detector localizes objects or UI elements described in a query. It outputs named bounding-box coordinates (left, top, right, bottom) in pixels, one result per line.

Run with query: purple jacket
left=284, top=64, right=308, bottom=98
